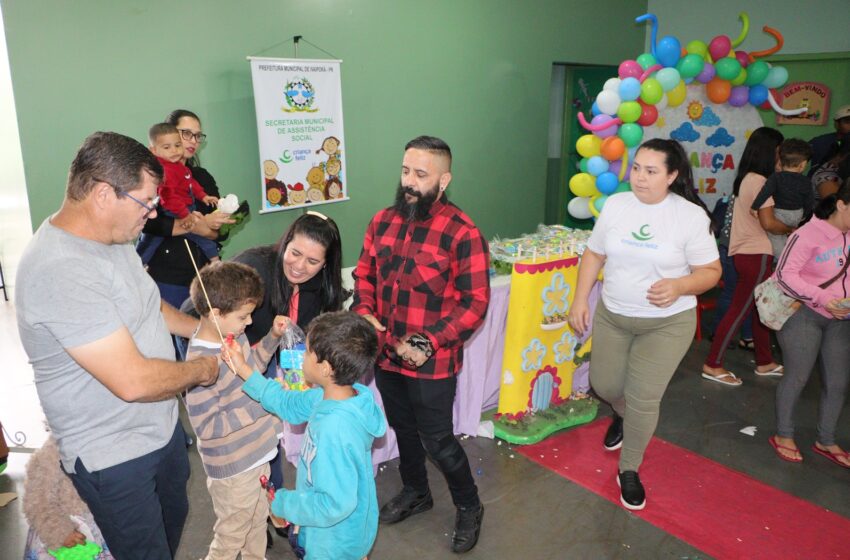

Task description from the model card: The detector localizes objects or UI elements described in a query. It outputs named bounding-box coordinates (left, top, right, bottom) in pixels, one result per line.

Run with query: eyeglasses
left=121, top=191, right=160, bottom=217
left=178, top=129, right=207, bottom=143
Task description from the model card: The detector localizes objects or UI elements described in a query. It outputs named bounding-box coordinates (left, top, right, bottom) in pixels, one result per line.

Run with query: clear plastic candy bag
left=277, top=322, right=309, bottom=391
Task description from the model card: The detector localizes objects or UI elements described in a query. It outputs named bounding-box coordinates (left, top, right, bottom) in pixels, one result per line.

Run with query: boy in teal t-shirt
left=224, top=311, right=386, bottom=560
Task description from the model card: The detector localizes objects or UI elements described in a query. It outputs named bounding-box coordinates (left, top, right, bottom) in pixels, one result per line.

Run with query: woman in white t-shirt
left=568, top=138, right=721, bottom=511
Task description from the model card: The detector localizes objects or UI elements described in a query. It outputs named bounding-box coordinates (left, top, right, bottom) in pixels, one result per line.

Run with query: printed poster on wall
left=248, top=57, right=348, bottom=213
left=643, top=85, right=764, bottom=210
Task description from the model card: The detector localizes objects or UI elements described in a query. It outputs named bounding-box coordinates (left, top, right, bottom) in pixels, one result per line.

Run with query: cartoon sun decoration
left=687, top=100, right=704, bottom=121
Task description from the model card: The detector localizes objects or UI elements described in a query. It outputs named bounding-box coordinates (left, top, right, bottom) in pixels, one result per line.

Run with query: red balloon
left=734, top=50, right=750, bottom=68
left=706, top=77, right=732, bottom=104
left=637, top=101, right=658, bottom=126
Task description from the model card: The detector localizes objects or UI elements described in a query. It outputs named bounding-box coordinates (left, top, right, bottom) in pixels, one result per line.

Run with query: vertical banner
left=248, top=57, right=348, bottom=213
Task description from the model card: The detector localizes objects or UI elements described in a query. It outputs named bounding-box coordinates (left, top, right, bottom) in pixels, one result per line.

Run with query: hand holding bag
left=755, top=249, right=850, bottom=330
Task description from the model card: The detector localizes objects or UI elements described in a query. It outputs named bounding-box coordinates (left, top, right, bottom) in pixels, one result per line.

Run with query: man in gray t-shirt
left=16, top=132, right=218, bottom=560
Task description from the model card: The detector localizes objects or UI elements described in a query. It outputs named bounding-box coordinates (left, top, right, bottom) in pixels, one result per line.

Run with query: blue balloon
left=749, top=84, right=769, bottom=106
left=596, top=172, right=618, bottom=195
left=656, top=35, right=682, bottom=68
left=592, top=101, right=602, bottom=116
left=618, top=77, right=641, bottom=102
left=587, top=156, right=609, bottom=177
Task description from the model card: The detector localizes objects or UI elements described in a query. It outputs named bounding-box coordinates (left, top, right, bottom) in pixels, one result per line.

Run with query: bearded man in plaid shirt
left=353, top=135, right=490, bottom=554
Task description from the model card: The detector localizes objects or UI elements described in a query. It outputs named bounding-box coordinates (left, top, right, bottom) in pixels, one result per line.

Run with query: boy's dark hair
left=307, top=311, right=378, bottom=386
left=779, top=138, right=813, bottom=168
left=66, top=131, right=163, bottom=201
left=190, top=261, right=264, bottom=316
left=149, top=122, right=179, bottom=144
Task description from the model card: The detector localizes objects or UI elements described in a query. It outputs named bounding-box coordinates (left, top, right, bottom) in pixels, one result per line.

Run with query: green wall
left=2, top=0, right=646, bottom=266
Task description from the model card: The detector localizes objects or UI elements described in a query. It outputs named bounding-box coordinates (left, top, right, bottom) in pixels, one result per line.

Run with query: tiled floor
left=2, top=299, right=849, bottom=558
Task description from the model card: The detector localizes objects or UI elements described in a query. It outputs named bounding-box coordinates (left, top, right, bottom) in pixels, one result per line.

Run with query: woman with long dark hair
left=703, top=127, right=785, bottom=386
left=230, top=211, right=344, bottom=495
left=569, top=138, right=721, bottom=510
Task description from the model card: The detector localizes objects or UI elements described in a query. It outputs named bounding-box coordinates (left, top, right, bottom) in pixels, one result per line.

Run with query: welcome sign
left=248, top=57, right=349, bottom=213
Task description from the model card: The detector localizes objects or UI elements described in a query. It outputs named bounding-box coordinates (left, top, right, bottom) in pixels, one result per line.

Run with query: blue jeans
left=65, top=422, right=190, bottom=560
left=711, top=245, right=753, bottom=341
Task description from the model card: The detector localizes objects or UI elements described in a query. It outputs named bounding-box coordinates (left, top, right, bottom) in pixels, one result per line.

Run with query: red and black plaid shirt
left=353, top=197, right=490, bottom=379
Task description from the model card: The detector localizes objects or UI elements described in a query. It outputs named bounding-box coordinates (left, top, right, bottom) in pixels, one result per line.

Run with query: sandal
left=755, top=365, right=783, bottom=377
left=812, top=444, right=850, bottom=469
left=701, top=371, right=742, bottom=386
left=769, top=436, right=802, bottom=463
left=738, top=339, right=755, bottom=351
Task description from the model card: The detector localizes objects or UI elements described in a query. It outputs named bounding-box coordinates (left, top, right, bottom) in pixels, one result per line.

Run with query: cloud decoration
left=670, top=122, right=700, bottom=143
left=706, top=127, right=735, bottom=147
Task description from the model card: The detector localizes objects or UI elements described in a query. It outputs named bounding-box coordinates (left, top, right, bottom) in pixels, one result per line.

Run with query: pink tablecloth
left=280, top=278, right=512, bottom=467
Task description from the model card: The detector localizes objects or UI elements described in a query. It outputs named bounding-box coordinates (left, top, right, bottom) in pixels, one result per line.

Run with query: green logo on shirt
left=632, top=224, right=653, bottom=241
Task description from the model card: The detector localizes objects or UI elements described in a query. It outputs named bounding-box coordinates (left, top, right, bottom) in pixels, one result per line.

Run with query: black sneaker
left=617, top=471, right=646, bottom=510
left=604, top=415, right=623, bottom=451
left=451, top=503, right=484, bottom=553
left=379, top=487, right=433, bottom=524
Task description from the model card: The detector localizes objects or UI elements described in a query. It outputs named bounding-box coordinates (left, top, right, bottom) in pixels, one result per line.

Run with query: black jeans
left=65, top=422, right=190, bottom=560
left=375, top=368, right=479, bottom=508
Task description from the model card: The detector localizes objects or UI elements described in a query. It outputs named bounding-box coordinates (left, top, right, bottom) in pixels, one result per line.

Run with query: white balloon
left=596, top=90, right=622, bottom=116
left=568, top=196, right=594, bottom=220
left=603, top=77, right=621, bottom=92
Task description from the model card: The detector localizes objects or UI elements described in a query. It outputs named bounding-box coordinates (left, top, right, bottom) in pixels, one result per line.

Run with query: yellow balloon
left=589, top=195, right=601, bottom=218
left=667, top=80, right=687, bottom=107
left=576, top=134, right=602, bottom=158
left=569, top=172, right=597, bottom=198
left=731, top=67, right=747, bottom=86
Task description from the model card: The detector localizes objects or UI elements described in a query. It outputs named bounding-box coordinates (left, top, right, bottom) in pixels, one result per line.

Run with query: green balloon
left=617, top=101, right=642, bottom=123
left=731, top=67, right=747, bottom=86
left=745, top=60, right=769, bottom=85
left=618, top=123, right=644, bottom=148
left=615, top=181, right=631, bottom=193
left=715, top=57, right=742, bottom=81
left=579, top=157, right=589, bottom=173
left=676, top=53, right=705, bottom=79
left=686, top=40, right=708, bottom=58
left=639, top=78, right=663, bottom=105
left=636, top=52, right=658, bottom=70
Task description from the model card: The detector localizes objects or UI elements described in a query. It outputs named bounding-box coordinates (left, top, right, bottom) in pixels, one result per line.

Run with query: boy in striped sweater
left=184, top=261, right=288, bottom=560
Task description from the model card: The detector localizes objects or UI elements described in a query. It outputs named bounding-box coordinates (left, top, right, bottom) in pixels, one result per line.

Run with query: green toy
left=48, top=541, right=102, bottom=560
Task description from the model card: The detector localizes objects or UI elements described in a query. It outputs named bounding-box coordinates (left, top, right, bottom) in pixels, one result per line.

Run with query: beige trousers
left=205, top=462, right=270, bottom=560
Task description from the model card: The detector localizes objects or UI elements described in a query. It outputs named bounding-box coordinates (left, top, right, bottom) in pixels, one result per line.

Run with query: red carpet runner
left=517, top=419, right=849, bottom=559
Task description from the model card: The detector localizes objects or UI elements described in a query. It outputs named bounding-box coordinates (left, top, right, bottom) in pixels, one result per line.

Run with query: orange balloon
left=600, top=137, right=626, bottom=161
left=706, top=77, right=732, bottom=104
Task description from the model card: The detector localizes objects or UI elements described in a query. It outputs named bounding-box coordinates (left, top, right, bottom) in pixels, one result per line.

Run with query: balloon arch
left=567, top=12, right=806, bottom=220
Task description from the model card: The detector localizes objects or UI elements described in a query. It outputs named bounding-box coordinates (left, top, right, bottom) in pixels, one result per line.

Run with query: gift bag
left=277, top=323, right=309, bottom=391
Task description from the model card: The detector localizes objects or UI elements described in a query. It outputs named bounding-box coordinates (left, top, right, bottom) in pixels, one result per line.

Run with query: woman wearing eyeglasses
left=141, top=109, right=234, bottom=309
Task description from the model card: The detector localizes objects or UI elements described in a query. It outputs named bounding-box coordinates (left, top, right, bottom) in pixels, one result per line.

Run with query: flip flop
left=755, top=365, right=784, bottom=377
left=738, top=339, right=755, bottom=351
left=812, top=445, right=850, bottom=469
left=769, top=436, right=802, bottom=463
left=701, top=371, right=742, bottom=386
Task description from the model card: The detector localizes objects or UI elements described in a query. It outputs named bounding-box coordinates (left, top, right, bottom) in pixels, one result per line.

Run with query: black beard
left=393, top=181, right=440, bottom=221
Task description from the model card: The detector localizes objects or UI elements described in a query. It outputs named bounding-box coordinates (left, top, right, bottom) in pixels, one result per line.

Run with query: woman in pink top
left=769, top=184, right=850, bottom=466
left=703, top=128, right=785, bottom=385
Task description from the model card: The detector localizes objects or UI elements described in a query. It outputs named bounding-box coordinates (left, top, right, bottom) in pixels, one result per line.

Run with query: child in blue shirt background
left=224, top=310, right=386, bottom=560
